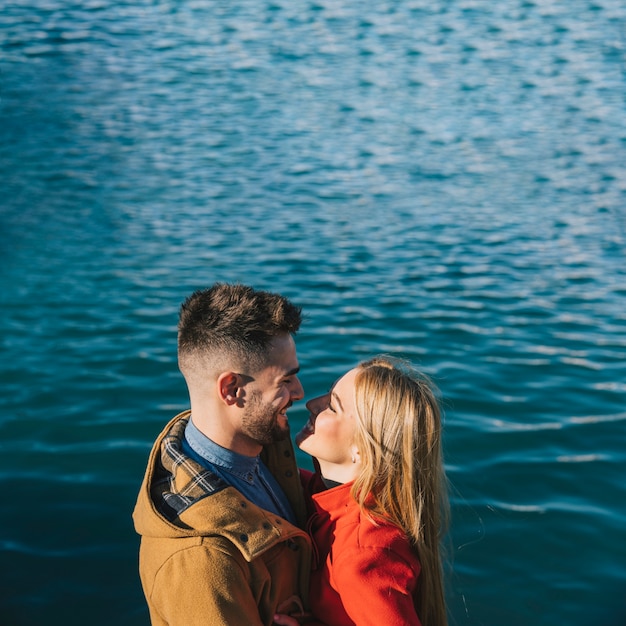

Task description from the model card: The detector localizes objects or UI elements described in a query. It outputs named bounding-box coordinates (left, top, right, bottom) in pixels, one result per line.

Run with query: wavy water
left=1, top=1, right=626, bottom=624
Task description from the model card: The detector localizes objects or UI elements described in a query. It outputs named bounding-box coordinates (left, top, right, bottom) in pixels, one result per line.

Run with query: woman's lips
left=295, top=414, right=316, bottom=445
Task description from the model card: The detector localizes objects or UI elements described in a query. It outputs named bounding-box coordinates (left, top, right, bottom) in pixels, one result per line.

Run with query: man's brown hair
left=177, top=283, right=302, bottom=375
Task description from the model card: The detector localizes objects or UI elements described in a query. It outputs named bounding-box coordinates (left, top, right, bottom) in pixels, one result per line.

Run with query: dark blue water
left=1, top=1, right=625, bottom=624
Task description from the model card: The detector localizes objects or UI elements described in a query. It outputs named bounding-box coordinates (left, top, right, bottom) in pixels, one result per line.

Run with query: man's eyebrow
left=283, top=366, right=300, bottom=377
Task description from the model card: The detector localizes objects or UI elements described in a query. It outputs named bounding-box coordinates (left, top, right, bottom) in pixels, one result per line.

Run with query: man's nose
left=291, top=376, right=304, bottom=401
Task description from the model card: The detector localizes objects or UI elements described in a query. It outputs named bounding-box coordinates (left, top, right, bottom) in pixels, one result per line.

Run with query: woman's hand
left=273, top=614, right=300, bottom=626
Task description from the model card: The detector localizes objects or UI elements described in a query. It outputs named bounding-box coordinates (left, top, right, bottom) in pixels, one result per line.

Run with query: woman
left=274, top=356, right=448, bottom=626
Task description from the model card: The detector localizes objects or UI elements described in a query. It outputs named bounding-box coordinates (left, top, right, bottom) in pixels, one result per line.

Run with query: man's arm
left=148, top=543, right=265, bottom=626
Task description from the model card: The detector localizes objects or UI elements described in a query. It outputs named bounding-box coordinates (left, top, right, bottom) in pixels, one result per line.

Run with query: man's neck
left=190, top=404, right=263, bottom=457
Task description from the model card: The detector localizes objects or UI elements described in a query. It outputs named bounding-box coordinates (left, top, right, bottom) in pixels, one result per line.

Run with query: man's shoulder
left=152, top=413, right=231, bottom=521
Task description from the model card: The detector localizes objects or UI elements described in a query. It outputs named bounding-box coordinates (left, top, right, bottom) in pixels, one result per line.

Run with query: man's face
left=240, top=334, right=304, bottom=446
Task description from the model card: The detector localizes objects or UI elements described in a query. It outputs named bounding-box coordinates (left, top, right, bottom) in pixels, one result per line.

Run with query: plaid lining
left=151, top=416, right=227, bottom=522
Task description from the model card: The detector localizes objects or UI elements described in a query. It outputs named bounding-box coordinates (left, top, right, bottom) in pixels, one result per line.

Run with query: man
left=133, top=283, right=312, bottom=625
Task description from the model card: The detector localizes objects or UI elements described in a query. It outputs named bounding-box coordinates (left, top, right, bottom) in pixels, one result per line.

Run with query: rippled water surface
left=1, top=1, right=625, bottom=624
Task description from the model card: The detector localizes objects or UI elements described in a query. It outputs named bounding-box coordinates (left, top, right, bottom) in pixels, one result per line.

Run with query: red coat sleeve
left=330, top=545, right=422, bottom=626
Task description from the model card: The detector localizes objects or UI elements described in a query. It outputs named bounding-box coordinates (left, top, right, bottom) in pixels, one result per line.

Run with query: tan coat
left=133, top=411, right=312, bottom=626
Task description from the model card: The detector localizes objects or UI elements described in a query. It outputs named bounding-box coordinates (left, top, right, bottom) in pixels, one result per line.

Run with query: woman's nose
left=305, top=393, right=327, bottom=415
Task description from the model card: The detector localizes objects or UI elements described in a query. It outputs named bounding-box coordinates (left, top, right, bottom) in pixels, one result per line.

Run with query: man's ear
left=217, top=372, right=240, bottom=405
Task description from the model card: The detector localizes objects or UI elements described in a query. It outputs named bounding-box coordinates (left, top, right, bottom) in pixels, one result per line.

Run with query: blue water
left=1, top=1, right=625, bottom=624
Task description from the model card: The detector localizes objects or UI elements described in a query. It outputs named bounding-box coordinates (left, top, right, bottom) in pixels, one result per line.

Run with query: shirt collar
left=185, top=415, right=260, bottom=483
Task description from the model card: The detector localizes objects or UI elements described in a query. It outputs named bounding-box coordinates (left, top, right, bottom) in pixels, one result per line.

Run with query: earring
left=351, top=454, right=356, bottom=464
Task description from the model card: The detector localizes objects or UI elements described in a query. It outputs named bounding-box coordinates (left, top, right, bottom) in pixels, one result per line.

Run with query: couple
left=133, top=283, right=448, bottom=626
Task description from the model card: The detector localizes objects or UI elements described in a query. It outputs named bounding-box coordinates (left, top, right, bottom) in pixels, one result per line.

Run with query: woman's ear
left=350, top=446, right=361, bottom=465
left=217, top=372, right=240, bottom=405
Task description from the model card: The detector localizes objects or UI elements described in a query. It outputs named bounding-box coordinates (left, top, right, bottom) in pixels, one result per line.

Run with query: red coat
left=301, top=470, right=422, bottom=626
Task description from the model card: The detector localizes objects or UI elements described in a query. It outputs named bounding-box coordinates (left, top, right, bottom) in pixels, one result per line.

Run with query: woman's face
left=296, top=367, right=360, bottom=480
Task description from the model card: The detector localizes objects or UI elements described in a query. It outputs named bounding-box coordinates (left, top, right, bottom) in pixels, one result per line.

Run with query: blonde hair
left=351, top=356, right=449, bottom=626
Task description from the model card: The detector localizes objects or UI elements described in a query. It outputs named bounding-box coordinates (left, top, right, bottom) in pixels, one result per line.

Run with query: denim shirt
left=182, top=416, right=297, bottom=525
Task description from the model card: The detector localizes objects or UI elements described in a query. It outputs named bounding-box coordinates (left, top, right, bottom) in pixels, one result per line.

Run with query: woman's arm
left=332, top=546, right=422, bottom=626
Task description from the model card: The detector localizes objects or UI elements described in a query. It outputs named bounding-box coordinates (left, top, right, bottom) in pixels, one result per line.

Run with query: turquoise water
left=1, top=1, right=625, bottom=624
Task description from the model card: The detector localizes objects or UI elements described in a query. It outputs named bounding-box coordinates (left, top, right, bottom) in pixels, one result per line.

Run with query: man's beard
left=241, top=390, right=289, bottom=446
